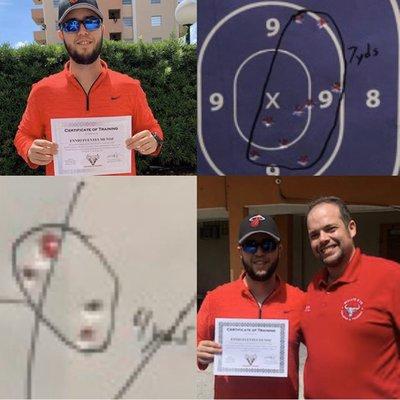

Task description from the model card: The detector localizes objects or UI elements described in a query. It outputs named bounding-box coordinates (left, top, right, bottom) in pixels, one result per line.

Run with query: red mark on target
left=41, top=233, right=61, bottom=259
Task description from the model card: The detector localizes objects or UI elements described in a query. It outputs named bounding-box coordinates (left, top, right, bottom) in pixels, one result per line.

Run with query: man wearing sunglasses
left=302, top=197, right=400, bottom=399
left=14, top=0, right=163, bottom=175
left=197, top=214, right=305, bottom=399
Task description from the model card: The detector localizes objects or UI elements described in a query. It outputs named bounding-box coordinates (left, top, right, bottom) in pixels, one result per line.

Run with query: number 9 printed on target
left=197, top=0, right=400, bottom=176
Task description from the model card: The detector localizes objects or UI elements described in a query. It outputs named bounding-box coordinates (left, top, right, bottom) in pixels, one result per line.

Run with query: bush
left=0, top=39, right=196, bottom=175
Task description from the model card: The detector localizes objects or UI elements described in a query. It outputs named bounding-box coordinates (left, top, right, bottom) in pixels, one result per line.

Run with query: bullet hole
left=40, top=232, right=61, bottom=259
left=84, top=299, right=103, bottom=313
left=22, top=266, right=37, bottom=281
left=80, top=327, right=95, bottom=342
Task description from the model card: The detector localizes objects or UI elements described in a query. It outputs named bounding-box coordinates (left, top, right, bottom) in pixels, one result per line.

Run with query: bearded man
left=197, top=214, right=305, bottom=399
left=14, top=0, right=163, bottom=176
left=302, top=196, right=400, bottom=399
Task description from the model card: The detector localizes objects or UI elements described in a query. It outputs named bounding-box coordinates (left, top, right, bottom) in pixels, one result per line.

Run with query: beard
left=242, top=257, right=279, bottom=282
left=64, top=35, right=103, bottom=65
left=317, top=241, right=346, bottom=267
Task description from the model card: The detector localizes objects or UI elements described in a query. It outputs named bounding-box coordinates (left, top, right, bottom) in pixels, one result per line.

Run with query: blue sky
left=0, top=0, right=38, bottom=46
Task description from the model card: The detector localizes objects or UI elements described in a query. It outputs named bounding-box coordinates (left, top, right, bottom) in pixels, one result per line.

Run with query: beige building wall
left=43, top=0, right=59, bottom=44
left=32, top=0, right=180, bottom=45
left=198, top=176, right=400, bottom=286
left=135, top=0, right=179, bottom=42
left=197, top=220, right=230, bottom=301
left=197, top=209, right=400, bottom=298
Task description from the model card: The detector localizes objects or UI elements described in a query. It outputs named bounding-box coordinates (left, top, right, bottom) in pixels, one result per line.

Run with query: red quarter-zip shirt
left=197, top=274, right=305, bottom=399
left=14, top=60, right=163, bottom=175
left=302, top=248, right=400, bottom=399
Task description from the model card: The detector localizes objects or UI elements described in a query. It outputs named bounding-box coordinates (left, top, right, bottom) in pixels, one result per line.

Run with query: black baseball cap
left=238, top=214, right=281, bottom=244
left=58, top=0, right=104, bottom=24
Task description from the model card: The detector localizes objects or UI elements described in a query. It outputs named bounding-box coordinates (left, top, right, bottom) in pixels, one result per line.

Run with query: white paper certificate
left=51, top=116, right=132, bottom=176
left=213, top=318, right=288, bottom=377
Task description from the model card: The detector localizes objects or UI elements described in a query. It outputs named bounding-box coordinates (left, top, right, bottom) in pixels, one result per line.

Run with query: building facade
left=32, top=0, right=181, bottom=45
left=198, top=176, right=400, bottom=305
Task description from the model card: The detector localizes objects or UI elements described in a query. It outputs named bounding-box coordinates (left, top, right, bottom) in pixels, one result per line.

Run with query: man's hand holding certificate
left=51, top=116, right=132, bottom=176
left=214, top=318, right=289, bottom=377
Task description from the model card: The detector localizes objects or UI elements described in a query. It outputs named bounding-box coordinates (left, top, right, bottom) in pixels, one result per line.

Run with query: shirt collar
left=238, top=272, right=283, bottom=302
left=317, top=247, right=361, bottom=289
left=63, top=59, right=108, bottom=85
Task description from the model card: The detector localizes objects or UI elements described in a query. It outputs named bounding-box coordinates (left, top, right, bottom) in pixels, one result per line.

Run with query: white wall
left=0, top=176, right=196, bottom=399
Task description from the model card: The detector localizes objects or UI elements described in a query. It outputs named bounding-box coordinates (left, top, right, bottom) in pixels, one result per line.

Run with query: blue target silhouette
left=198, top=0, right=400, bottom=175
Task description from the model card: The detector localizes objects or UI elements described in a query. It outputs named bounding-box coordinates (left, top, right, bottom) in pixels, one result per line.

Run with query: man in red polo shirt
left=197, top=214, right=305, bottom=399
left=302, top=196, right=400, bottom=399
left=14, top=0, right=163, bottom=176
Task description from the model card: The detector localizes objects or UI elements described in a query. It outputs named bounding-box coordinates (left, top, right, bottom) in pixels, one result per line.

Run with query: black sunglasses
left=242, top=239, right=278, bottom=254
left=60, top=16, right=102, bottom=33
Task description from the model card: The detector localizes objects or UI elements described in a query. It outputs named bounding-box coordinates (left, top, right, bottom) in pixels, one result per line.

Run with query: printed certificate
left=213, top=318, right=288, bottom=377
left=51, top=116, right=132, bottom=176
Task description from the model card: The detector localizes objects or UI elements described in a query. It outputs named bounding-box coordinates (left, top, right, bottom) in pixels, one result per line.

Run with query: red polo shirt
left=197, top=274, right=305, bottom=399
left=302, top=248, right=400, bottom=399
left=14, top=60, right=163, bottom=175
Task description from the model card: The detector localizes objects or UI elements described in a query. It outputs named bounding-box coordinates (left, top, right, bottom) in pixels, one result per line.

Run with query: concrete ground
left=197, top=343, right=307, bottom=399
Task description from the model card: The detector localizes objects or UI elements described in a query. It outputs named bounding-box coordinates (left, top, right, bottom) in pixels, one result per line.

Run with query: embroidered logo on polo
left=249, top=214, right=265, bottom=228
left=304, top=304, right=311, bottom=312
left=341, top=297, right=364, bottom=321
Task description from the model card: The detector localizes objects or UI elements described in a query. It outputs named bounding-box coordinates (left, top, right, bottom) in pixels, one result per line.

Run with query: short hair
left=306, top=196, right=352, bottom=225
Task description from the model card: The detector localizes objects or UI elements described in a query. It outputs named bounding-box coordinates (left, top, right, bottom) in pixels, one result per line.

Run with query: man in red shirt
left=302, top=196, right=400, bottom=399
left=197, top=214, right=305, bottom=399
left=14, top=0, right=163, bottom=176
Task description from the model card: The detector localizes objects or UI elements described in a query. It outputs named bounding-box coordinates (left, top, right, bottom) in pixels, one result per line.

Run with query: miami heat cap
left=238, top=214, right=281, bottom=243
left=58, top=0, right=103, bottom=24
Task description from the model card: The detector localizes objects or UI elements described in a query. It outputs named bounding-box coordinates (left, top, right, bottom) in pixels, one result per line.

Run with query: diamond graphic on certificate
left=245, top=353, right=257, bottom=366
left=86, top=154, right=100, bottom=166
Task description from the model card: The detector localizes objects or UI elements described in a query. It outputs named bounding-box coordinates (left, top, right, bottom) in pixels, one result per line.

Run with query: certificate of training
left=213, top=318, right=288, bottom=377
left=51, top=116, right=132, bottom=176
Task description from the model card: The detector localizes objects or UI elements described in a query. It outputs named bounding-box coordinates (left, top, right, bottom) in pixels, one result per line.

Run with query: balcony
left=105, top=20, right=123, bottom=37
left=31, top=8, right=44, bottom=25
left=34, top=30, right=46, bottom=45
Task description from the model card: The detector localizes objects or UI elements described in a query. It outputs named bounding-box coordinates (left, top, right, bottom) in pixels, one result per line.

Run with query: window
left=380, top=223, right=400, bottom=263
left=123, top=17, right=133, bottom=27
left=151, top=0, right=161, bottom=4
left=53, top=0, right=60, bottom=6
left=152, top=37, right=162, bottom=42
left=151, top=15, right=162, bottom=26
left=109, top=9, right=121, bottom=21
left=122, top=0, right=132, bottom=4
left=109, top=32, right=122, bottom=41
